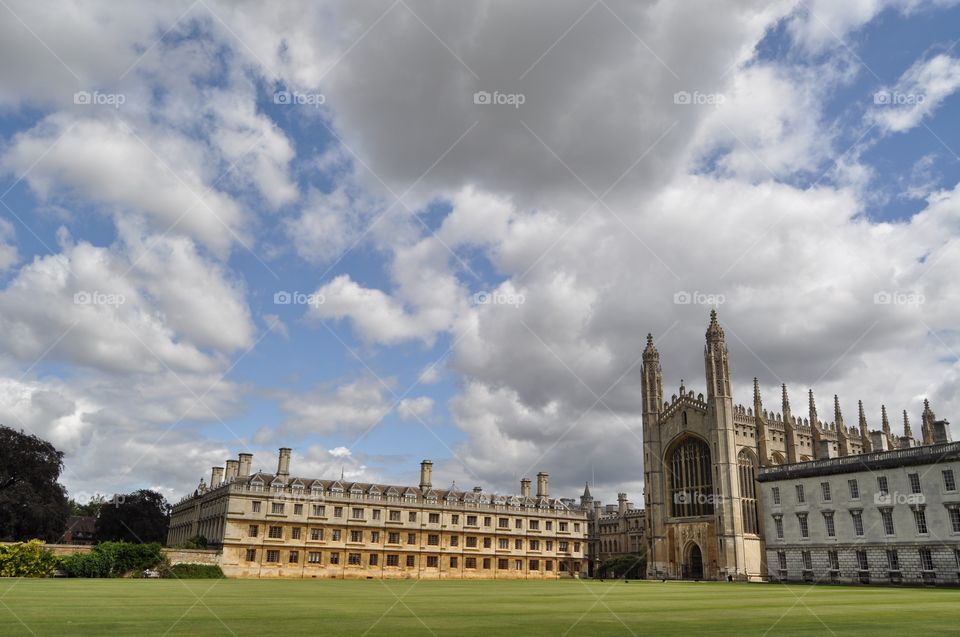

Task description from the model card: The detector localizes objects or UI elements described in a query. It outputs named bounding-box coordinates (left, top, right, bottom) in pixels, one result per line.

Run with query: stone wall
left=0, top=542, right=221, bottom=566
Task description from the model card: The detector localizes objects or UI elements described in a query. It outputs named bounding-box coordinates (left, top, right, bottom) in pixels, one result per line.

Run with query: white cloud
left=869, top=53, right=960, bottom=133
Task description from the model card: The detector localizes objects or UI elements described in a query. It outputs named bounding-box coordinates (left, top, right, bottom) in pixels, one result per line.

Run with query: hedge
left=163, top=563, right=224, bottom=579
left=0, top=540, right=59, bottom=577
left=60, top=541, right=163, bottom=577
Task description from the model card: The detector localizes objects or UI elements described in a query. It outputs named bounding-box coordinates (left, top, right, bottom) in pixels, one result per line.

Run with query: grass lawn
left=1, top=579, right=958, bottom=636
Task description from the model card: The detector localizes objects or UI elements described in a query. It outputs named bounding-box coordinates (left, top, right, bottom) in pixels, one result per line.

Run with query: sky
left=1, top=0, right=959, bottom=508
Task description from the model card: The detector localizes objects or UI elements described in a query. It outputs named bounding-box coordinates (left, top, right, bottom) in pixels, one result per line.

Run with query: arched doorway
left=683, top=543, right=704, bottom=580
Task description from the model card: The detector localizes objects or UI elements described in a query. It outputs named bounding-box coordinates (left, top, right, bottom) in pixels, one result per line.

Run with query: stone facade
left=642, top=310, right=952, bottom=582
left=758, top=442, right=960, bottom=585
left=580, top=487, right=645, bottom=575
left=169, top=455, right=589, bottom=579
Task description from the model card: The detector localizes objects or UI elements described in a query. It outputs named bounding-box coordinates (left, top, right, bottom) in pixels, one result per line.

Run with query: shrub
left=162, top=563, right=224, bottom=579
left=60, top=541, right=163, bottom=578
left=0, top=540, right=59, bottom=577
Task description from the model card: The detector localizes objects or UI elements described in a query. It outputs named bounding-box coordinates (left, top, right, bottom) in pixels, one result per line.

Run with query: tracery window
left=738, top=449, right=759, bottom=534
left=669, top=437, right=713, bottom=517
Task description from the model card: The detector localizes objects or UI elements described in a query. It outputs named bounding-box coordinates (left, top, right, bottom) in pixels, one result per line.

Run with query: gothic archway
left=683, top=542, right=704, bottom=580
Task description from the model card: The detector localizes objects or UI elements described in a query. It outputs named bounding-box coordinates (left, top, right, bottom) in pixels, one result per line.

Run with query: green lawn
left=1, top=579, right=958, bottom=636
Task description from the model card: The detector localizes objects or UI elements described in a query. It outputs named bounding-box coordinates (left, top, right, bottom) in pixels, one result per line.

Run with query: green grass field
left=1, top=579, right=958, bottom=636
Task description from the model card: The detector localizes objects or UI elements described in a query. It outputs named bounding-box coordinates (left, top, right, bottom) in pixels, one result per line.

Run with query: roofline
left=756, top=441, right=960, bottom=482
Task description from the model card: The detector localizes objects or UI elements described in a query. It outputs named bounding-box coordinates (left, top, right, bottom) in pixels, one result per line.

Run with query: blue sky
left=1, top=0, right=959, bottom=505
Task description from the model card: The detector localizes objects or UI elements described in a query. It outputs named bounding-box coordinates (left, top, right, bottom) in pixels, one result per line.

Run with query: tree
left=0, top=425, right=70, bottom=542
left=69, top=494, right=106, bottom=517
left=95, top=490, right=171, bottom=544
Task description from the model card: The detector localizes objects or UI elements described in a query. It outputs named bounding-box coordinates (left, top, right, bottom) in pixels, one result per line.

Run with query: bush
left=60, top=541, right=163, bottom=578
left=0, top=540, right=59, bottom=577
left=162, top=563, right=224, bottom=579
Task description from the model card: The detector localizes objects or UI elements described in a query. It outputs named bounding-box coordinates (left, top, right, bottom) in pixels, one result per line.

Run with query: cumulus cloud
left=869, top=53, right=960, bottom=133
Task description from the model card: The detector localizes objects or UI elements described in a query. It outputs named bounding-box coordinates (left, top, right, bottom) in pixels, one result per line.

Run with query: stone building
left=579, top=486, right=645, bottom=575
left=758, top=441, right=960, bottom=585
left=642, top=310, right=952, bottom=581
left=169, top=452, right=588, bottom=579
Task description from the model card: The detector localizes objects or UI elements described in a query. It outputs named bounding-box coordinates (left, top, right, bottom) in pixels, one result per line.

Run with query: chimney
left=817, top=440, right=834, bottom=459
left=277, top=447, right=291, bottom=481
left=211, top=466, right=224, bottom=488
left=238, top=453, right=253, bottom=477
left=419, top=460, right=433, bottom=490
left=520, top=478, right=531, bottom=497
left=933, top=420, right=952, bottom=444
left=536, top=472, right=549, bottom=498
left=224, top=459, right=239, bottom=481
left=618, top=492, right=628, bottom=514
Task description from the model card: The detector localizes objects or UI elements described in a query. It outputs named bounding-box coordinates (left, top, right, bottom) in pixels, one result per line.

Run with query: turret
left=881, top=404, right=893, bottom=446
left=782, top=384, right=799, bottom=464
left=704, top=310, right=731, bottom=398
left=921, top=399, right=935, bottom=445
left=641, top=334, right=663, bottom=416
left=276, top=447, right=291, bottom=482
left=901, top=410, right=916, bottom=448
left=834, top=395, right=851, bottom=456
left=419, top=460, right=433, bottom=490
left=858, top=400, right=872, bottom=453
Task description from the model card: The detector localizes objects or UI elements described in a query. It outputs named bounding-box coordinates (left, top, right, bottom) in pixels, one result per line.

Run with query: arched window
left=770, top=451, right=785, bottom=465
left=669, top=436, right=713, bottom=517
left=738, top=448, right=759, bottom=535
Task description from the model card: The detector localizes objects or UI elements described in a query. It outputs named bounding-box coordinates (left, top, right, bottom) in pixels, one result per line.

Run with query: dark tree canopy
left=96, top=489, right=171, bottom=544
left=0, top=425, right=71, bottom=542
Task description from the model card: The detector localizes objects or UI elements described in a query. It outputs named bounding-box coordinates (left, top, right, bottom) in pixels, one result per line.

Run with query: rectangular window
left=369, top=554, right=378, bottom=566
left=848, top=479, right=859, bottom=500
left=546, top=541, right=553, bottom=551
left=802, top=551, right=812, bottom=570
left=920, top=548, right=934, bottom=571
left=545, top=560, right=553, bottom=571
left=350, top=530, right=362, bottom=543
left=426, top=556, right=438, bottom=568
left=913, top=508, right=929, bottom=534
left=856, top=550, right=868, bottom=571
left=498, top=517, right=509, bottom=528
left=949, top=507, right=960, bottom=533
left=407, top=533, right=416, bottom=545
left=559, top=522, right=568, bottom=532
left=429, top=513, right=440, bottom=524
left=484, top=537, right=492, bottom=549
left=821, top=482, right=831, bottom=502
left=450, top=556, right=458, bottom=568
left=406, top=555, right=415, bottom=567
left=312, top=504, right=325, bottom=516
left=559, top=541, right=569, bottom=552
left=483, top=558, right=492, bottom=570
left=515, top=539, right=523, bottom=550
left=514, top=559, right=522, bottom=570
left=530, top=559, right=539, bottom=571
left=352, top=508, right=364, bottom=519
left=774, top=516, right=784, bottom=539
left=823, top=512, right=835, bottom=537
left=329, top=552, right=340, bottom=565
left=248, top=524, right=259, bottom=537
left=777, top=551, right=787, bottom=570
left=408, top=512, right=417, bottom=522
left=797, top=513, right=809, bottom=538
left=880, top=508, right=895, bottom=535
left=451, top=514, right=459, bottom=524
left=795, top=484, right=805, bottom=503
left=545, top=521, right=552, bottom=531
left=386, top=554, right=399, bottom=567
left=372, top=509, right=381, bottom=520
left=334, top=506, right=343, bottom=518
left=466, top=536, right=477, bottom=548
left=877, top=476, right=889, bottom=495
left=530, top=539, right=540, bottom=550
left=266, top=550, right=280, bottom=563
left=289, top=551, right=299, bottom=564
left=371, top=531, right=380, bottom=543
left=388, top=532, right=400, bottom=544
left=348, top=553, right=361, bottom=565
left=529, top=520, right=539, bottom=530
left=484, top=516, right=492, bottom=527
left=828, top=550, right=839, bottom=571
left=331, top=529, right=341, bottom=541
left=772, top=487, right=781, bottom=505
left=428, top=534, right=440, bottom=546
left=245, top=549, right=257, bottom=561
left=308, top=552, right=321, bottom=564
left=294, top=504, right=303, bottom=515
left=574, top=522, right=581, bottom=532
left=498, top=538, right=509, bottom=549
left=465, top=557, right=477, bottom=569
left=389, top=510, right=401, bottom=522
left=291, top=527, right=301, bottom=540
left=272, top=502, right=285, bottom=514
left=851, top=510, right=864, bottom=536
left=252, top=501, right=262, bottom=513
left=498, top=559, right=508, bottom=569
left=887, top=549, right=900, bottom=571
left=450, top=536, right=459, bottom=546
left=268, top=526, right=283, bottom=539
left=944, top=469, right=957, bottom=492
left=467, top=515, right=478, bottom=526
left=909, top=473, right=922, bottom=495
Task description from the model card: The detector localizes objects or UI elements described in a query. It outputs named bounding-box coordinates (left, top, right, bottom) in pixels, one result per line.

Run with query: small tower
left=921, top=399, right=936, bottom=446
left=834, top=395, right=851, bottom=456
left=858, top=400, right=872, bottom=453
left=901, top=410, right=916, bottom=448
left=641, top=332, right=665, bottom=577
left=781, top=384, right=800, bottom=463
left=881, top=404, right=894, bottom=448
left=809, top=390, right=824, bottom=458
left=753, top=378, right=772, bottom=466
left=419, top=460, right=433, bottom=490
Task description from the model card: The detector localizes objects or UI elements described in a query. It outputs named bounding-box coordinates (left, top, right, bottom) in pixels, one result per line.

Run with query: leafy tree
left=95, top=490, right=171, bottom=544
left=60, top=541, right=163, bottom=577
left=599, top=552, right=647, bottom=579
left=0, top=540, right=59, bottom=577
left=0, top=425, right=70, bottom=542
left=69, top=494, right=106, bottom=517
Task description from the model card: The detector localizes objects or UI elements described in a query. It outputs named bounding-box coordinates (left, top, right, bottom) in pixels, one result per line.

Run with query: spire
left=903, top=410, right=913, bottom=438
left=781, top=384, right=791, bottom=416
left=858, top=400, right=867, bottom=431
left=704, top=310, right=731, bottom=398
left=808, top=389, right=819, bottom=428
left=753, top=378, right=762, bottom=410
left=582, top=481, right=592, bottom=498
left=705, top=309, right=724, bottom=342
left=881, top=404, right=891, bottom=435
left=858, top=400, right=871, bottom=452
left=643, top=333, right=658, bottom=360
left=641, top=333, right=663, bottom=416
left=833, top=395, right=843, bottom=427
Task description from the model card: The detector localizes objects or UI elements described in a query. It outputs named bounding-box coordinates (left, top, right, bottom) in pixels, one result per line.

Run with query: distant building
left=62, top=516, right=96, bottom=545
left=580, top=485, right=645, bottom=576
left=169, top=450, right=589, bottom=579
left=758, top=441, right=960, bottom=585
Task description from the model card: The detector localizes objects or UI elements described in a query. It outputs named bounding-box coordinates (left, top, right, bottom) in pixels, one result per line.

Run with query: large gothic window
left=669, top=437, right=713, bottom=517
left=738, top=449, right=759, bottom=535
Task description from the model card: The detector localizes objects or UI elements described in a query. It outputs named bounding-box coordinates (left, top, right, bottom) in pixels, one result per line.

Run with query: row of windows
left=247, top=549, right=579, bottom=571
left=771, top=470, right=957, bottom=506
left=776, top=548, right=960, bottom=573
left=247, top=525, right=580, bottom=551
left=248, top=502, right=580, bottom=530
left=772, top=504, right=960, bottom=539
